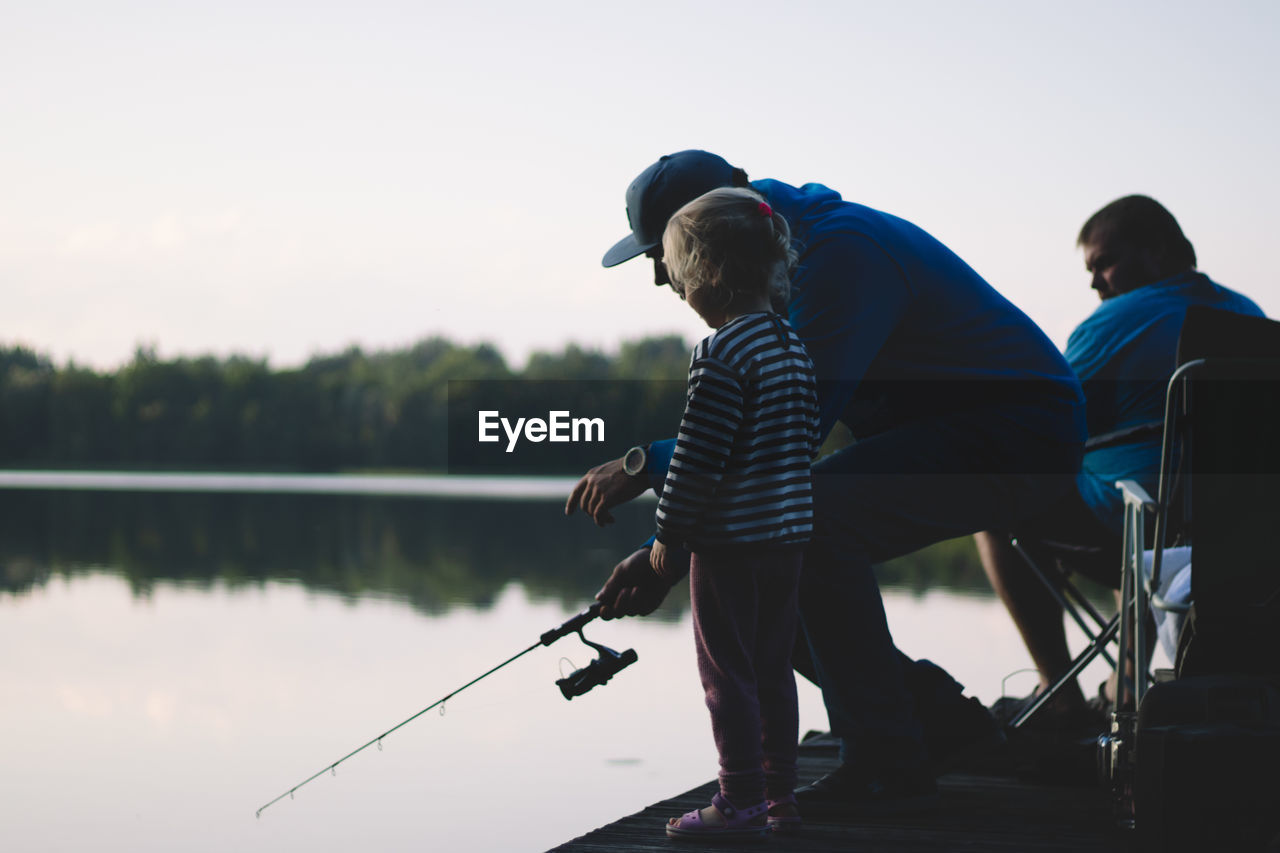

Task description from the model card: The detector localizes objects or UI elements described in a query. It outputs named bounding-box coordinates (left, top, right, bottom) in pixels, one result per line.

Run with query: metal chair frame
left=1005, top=536, right=1121, bottom=729
left=1003, top=420, right=1165, bottom=730
left=1116, top=357, right=1274, bottom=713
left=1102, top=354, right=1280, bottom=832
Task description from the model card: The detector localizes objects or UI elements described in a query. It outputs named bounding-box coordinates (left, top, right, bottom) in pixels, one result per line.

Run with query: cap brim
left=602, top=232, right=657, bottom=268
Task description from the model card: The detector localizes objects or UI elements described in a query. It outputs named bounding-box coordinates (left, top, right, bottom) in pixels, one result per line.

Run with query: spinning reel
left=540, top=602, right=639, bottom=700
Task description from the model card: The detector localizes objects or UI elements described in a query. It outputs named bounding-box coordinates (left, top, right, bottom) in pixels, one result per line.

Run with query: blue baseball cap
left=601, top=150, right=737, bottom=268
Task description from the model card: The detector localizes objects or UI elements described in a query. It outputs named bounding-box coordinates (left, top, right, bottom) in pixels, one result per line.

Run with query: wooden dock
left=550, top=746, right=1130, bottom=852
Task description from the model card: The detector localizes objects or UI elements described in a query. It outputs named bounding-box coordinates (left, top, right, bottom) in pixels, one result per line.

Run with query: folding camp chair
left=1115, top=306, right=1280, bottom=710
left=1003, top=419, right=1166, bottom=730
left=1100, top=307, right=1280, bottom=839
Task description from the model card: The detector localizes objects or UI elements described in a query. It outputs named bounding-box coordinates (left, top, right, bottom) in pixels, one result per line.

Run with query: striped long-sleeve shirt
left=655, top=312, right=821, bottom=552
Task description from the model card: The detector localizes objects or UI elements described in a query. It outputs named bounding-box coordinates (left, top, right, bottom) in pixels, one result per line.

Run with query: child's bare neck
left=723, top=293, right=774, bottom=324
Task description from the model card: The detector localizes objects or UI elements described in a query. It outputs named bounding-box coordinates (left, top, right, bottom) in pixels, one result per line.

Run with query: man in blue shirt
left=976, top=195, right=1264, bottom=725
left=566, top=151, right=1087, bottom=815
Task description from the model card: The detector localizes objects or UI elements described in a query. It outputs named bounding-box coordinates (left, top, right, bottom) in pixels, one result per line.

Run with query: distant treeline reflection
left=0, top=491, right=990, bottom=612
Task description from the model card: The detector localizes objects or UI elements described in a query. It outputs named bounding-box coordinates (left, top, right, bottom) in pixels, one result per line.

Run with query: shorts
left=1009, top=486, right=1123, bottom=588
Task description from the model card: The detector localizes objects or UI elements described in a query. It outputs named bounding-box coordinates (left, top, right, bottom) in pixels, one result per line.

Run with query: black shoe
left=990, top=691, right=1038, bottom=725
left=991, top=690, right=1108, bottom=733
left=923, top=695, right=1007, bottom=773
left=795, top=763, right=939, bottom=817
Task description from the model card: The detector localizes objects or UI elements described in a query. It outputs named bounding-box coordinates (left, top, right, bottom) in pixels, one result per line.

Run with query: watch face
left=623, top=446, right=645, bottom=476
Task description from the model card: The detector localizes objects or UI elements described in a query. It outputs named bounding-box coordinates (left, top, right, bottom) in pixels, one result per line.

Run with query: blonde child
left=649, top=187, right=821, bottom=839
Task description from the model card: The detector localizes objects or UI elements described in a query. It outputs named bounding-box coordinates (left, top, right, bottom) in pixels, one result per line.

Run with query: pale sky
left=4, top=0, right=1277, bottom=371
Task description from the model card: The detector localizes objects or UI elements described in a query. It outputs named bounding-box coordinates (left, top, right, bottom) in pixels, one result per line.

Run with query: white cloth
left=1141, top=546, right=1193, bottom=660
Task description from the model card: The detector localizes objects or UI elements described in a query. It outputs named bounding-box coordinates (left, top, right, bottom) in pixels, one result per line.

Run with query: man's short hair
left=1077, top=195, right=1197, bottom=277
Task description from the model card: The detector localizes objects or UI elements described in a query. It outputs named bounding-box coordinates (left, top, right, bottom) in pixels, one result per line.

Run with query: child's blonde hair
left=662, top=187, right=797, bottom=310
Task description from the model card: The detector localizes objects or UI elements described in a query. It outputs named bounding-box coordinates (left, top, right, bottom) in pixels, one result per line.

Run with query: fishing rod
left=255, top=601, right=637, bottom=817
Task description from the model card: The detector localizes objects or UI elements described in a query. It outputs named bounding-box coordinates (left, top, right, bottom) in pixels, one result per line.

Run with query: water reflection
left=0, top=485, right=995, bottom=608
left=0, top=482, right=1125, bottom=852
left=0, top=489, right=666, bottom=613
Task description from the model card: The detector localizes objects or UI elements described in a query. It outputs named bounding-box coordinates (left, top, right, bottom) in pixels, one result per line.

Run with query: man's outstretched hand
left=565, top=457, right=648, bottom=526
left=594, top=547, right=676, bottom=619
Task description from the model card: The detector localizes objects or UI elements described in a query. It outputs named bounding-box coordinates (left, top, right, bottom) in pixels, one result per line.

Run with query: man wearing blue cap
left=567, top=150, right=1087, bottom=815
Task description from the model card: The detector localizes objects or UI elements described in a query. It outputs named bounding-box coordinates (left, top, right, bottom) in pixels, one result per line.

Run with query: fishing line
left=999, top=667, right=1040, bottom=697
left=255, top=601, right=637, bottom=817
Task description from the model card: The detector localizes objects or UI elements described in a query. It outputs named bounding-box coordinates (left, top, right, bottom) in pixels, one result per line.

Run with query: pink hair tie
left=758, top=201, right=772, bottom=217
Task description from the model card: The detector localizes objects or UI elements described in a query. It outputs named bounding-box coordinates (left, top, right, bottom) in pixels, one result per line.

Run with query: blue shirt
left=645, top=180, right=1086, bottom=490
left=1066, top=270, right=1264, bottom=533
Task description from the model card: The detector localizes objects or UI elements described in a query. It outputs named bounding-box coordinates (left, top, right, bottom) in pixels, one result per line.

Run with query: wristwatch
left=622, top=445, right=648, bottom=477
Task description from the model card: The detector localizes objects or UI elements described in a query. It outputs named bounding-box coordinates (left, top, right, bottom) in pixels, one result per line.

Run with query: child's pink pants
left=689, top=549, right=802, bottom=807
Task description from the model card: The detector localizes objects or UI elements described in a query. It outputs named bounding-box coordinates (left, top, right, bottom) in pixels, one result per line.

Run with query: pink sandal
left=767, top=794, right=802, bottom=835
left=665, top=792, right=769, bottom=840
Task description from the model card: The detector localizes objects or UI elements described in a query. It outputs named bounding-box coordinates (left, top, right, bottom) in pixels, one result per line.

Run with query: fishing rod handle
left=539, top=601, right=603, bottom=646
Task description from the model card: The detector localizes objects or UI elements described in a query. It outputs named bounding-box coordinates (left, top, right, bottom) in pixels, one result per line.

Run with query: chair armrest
left=1115, top=479, right=1156, bottom=510
left=1115, top=477, right=1162, bottom=709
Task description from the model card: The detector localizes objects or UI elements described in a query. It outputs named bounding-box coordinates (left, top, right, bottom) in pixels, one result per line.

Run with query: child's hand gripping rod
left=255, top=601, right=637, bottom=817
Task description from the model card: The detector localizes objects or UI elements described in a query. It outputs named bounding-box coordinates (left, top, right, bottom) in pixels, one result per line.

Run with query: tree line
left=0, top=336, right=693, bottom=471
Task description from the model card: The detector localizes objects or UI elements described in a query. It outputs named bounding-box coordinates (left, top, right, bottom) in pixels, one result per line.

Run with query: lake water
left=0, top=474, right=1131, bottom=852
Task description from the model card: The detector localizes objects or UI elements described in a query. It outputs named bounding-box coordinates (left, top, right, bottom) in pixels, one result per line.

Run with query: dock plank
left=550, top=752, right=1130, bottom=852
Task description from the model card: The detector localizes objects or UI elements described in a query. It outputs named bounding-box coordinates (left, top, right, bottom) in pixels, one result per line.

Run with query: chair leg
left=1006, top=537, right=1122, bottom=728
left=1009, top=617, right=1120, bottom=729
left=1011, top=539, right=1117, bottom=652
